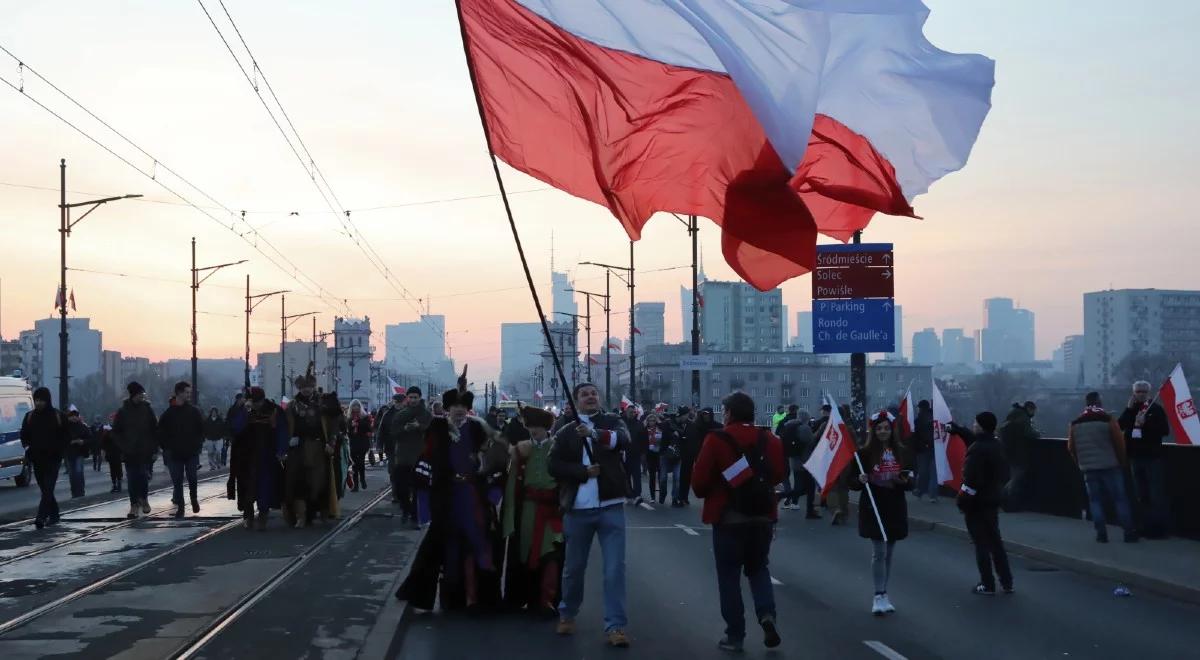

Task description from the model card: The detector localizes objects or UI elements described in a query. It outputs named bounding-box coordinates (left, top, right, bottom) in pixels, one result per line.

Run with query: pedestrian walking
left=549, top=383, right=632, bottom=648
left=223, top=392, right=243, bottom=469
left=90, top=417, right=104, bottom=472
left=1067, top=392, right=1137, bottom=543
left=912, top=400, right=938, bottom=503
left=203, top=407, right=224, bottom=471
left=64, top=406, right=91, bottom=498
left=845, top=411, right=913, bottom=616
left=347, top=400, right=373, bottom=492
left=283, top=370, right=332, bottom=528
left=502, top=405, right=564, bottom=617
left=1119, top=380, right=1171, bottom=538
left=158, top=381, right=205, bottom=518
left=321, top=392, right=348, bottom=513
left=679, top=407, right=720, bottom=507
left=780, top=410, right=820, bottom=517
left=112, top=382, right=158, bottom=519
left=951, top=412, right=1014, bottom=595
left=383, top=387, right=432, bottom=526
left=642, top=414, right=664, bottom=503
left=227, top=387, right=286, bottom=530
left=19, top=387, right=68, bottom=528
left=692, top=392, right=785, bottom=653
left=820, top=404, right=855, bottom=526
left=102, top=422, right=123, bottom=493
left=622, top=405, right=645, bottom=505
left=658, top=415, right=683, bottom=506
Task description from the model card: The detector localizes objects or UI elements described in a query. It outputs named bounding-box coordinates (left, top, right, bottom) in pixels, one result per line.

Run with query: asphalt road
left=398, top=500, right=1200, bottom=660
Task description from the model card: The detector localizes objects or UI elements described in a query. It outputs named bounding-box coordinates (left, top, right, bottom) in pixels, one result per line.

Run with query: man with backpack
left=692, top=392, right=786, bottom=653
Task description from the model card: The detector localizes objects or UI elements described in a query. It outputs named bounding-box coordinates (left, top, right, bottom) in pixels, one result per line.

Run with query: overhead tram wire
left=0, top=46, right=349, bottom=316
left=197, top=1, right=447, bottom=350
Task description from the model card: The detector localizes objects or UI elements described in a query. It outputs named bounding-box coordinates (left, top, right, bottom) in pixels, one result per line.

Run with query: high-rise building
left=102, top=350, right=122, bottom=395
left=18, top=329, right=43, bottom=386
left=500, top=322, right=544, bottom=397
left=632, top=302, right=666, bottom=348
left=699, top=280, right=783, bottom=352
left=941, top=329, right=964, bottom=364
left=981, top=298, right=1036, bottom=365
left=1083, top=289, right=1200, bottom=386
left=385, top=315, right=456, bottom=386
left=551, top=271, right=577, bottom=320
left=31, top=318, right=102, bottom=396
left=912, top=328, right=941, bottom=365
left=794, top=311, right=813, bottom=351
left=1056, top=334, right=1086, bottom=384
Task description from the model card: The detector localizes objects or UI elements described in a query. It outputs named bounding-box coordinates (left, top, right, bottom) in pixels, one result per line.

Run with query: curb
left=848, top=502, right=1200, bottom=606
left=358, top=525, right=427, bottom=660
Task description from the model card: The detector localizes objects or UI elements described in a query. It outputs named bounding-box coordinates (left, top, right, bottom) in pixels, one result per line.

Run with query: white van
left=0, top=377, right=34, bottom=487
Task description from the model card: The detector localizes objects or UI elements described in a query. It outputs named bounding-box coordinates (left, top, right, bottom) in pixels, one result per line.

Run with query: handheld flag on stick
left=1160, top=364, right=1198, bottom=446
left=931, top=381, right=966, bottom=490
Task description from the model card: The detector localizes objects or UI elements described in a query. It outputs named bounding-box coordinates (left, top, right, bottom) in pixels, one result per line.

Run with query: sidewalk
left=891, top=496, right=1200, bottom=605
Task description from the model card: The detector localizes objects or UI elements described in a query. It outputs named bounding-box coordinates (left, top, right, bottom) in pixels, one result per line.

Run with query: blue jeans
left=871, top=539, right=896, bottom=594
left=1129, top=457, right=1170, bottom=535
left=660, top=457, right=681, bottom=501
left=125, top=460, right=150, bottom=505
left=713, top=523, right=776, bottom=642
left=34, top=456, right=62, bottom=522
left=165, top=453, right=199, bottom=507
left=559, top=504, right=627, bottom=632
left=915, top=450, right=937, bottom=499
left=66, top=455, right=86, bottom=497
left=1083, top=467, right=1134, bottom=536
left=626, top=452, right=643, bottom=498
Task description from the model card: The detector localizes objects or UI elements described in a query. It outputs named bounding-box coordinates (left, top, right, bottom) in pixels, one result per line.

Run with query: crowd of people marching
left=16, top=369, right=1176, bottom=652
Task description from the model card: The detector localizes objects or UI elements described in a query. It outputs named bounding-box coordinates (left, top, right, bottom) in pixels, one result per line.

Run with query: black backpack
left=715, top=430, right=775, bottom=517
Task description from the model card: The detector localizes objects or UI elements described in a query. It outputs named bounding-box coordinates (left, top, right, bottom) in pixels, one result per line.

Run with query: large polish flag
left=898, top=385, right=915, bottom=439
left=931, top=381, right=965, bottom=489
left=1161, top=364, right=1199, bottom=446
left=803, top=399, right=855, bottom=496
left=387, top=376, right=403, bottom=395
left=460, top=0, right=995, bottom=289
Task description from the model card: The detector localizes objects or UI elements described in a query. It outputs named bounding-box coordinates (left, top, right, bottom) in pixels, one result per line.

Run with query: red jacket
left=692, top=423, right=787, bottom=525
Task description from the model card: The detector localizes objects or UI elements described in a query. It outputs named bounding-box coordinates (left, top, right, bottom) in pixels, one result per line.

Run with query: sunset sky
left=1, top=1, right=1197, bottom=385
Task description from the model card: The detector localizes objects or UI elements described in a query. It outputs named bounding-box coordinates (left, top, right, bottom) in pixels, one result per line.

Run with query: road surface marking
left=863, top=640, right=908, bottom=660
left=674, top=523, right=699, bottom=536
left=639, top=502, right=655, bottom=511
left=770, top=577, right=783, bottom=586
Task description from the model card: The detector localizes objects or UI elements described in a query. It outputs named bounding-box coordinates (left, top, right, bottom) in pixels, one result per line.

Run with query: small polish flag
left=1161, top=363, right=1199, bottom=446
left=69, top=289, right=77, bottom=311
left=932, top=381, right=966, bottom=489
left=534, top=390, right=544, bottom=399
left=632, top=327, right=643, bottom=335
left=722, top=455, right=754, bottom=487
left=608, top=342, right=621, bottom=351
left=587, top=356, right=599, bottom=365
left=897, top=384, right=915, bottom=438
left=500, top=390, right=511, bottom=401
left=595, top=429, right=617, bottom=449
left=620, top=395, right=633, bottom=411
left=387, top=376, right=403, bottom=395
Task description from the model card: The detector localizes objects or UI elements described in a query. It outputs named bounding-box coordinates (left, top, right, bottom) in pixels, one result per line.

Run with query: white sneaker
left=880, top=593, right=896, bottom=613
left=872, top=594, right=886, bottom=616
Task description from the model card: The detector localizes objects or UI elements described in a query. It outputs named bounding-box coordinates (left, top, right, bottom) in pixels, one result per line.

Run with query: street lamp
left=244, top=276, right=288, bottom=390
left=58, top=158, right=141, bottom=407
left=191, top=236, right=246, bottom=406
left=580, top=261, right=633, bottom=409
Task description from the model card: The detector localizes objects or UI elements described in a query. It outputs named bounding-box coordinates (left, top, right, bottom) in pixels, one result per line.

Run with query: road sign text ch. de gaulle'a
left=812, top=243, right=896, bottom=354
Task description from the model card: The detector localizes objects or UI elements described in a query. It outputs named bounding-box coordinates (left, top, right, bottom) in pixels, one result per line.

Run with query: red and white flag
left=69, top=289, right=77, bottom=311
left=722, top=455, right=754, bottom=488
left=803, top=399, right=855, bottom=496
left=897, top=384, right=915, bottom=439
left=632, top=327, right=643, bottom=336
left=500, top=390, right=511, bottom=402
left=53, top=286, right=65, bottom=312
left=534, top=390, right=544, bottom=399
left=931, top=382, right=966, bottom=489
left=608, top=342, right=621, bottom=351
left=1161, top=363, right=1199, bottom=446
left=620, top=395, right=633, bottom=411
left=387, top=376, right=403, bottom=395
left=587, top=356, right=599, bottom=365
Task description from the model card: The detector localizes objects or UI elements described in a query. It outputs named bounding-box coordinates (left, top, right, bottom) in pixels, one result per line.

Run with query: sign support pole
left=849, top=230, right=867, bottom=441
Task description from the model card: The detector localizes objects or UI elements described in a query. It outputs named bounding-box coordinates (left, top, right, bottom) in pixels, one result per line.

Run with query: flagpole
left=1147, top=363, right=1177, bottom=410
left=853, top=451, right=889, bottom=543
left=454, top=0, right=576, bottom=415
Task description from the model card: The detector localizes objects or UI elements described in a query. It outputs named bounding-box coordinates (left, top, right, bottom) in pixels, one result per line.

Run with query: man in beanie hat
left=112, top=382, right=158, bottom=519
left=20, top=387, right=69, bottom=528
left=228, top=387, right=287, bottom=530
left=502, top=405, right=563, bottom=616
left=284, top=367, right=330, bottom=528
left=951, top=411, right=1013, bottom=595
left=381, top=385, right=432, bottom=524
left=397, top=374, right=509, bottom=613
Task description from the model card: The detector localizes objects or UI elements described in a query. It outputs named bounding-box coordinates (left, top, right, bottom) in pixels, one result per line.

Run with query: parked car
left=0, top=377, right=35, bottom=487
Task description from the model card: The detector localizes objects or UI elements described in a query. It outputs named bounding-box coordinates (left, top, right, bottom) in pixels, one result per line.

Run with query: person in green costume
left=502, top=405, right=563, bottom=617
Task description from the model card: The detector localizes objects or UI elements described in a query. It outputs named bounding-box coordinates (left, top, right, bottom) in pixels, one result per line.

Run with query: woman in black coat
left=845, top=412, right=913, bottom=617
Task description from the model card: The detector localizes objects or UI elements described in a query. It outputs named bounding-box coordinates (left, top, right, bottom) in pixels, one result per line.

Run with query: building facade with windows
left=1084, top=289, right=1200, bottom=386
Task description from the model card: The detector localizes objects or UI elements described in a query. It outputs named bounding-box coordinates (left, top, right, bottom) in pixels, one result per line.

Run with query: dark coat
left=112, top=399, right=158, bottom=462
left=227, top=400, right=286, bottom=511
left=845, top=445, right=912, bottom=541
left=780, top=418, right=815, bottom=459
left=65, top=418, right=92, bottom=459
left=957, top=429, right=1009, bottom=509
left=203, top=415, right=225, bottom=441
left=20, top=406, right=68, bottom=460
left=912, top=409, right=935, bottom=453
left=999, top=406, right=1039, bottom=468
left=347, top=413, right=374, bottom=455
left=158, top=402, right=206, bottom=459
left=549, top=412, right=630, bottom=511
left=1119, top=402, right=1170, bottom=459
left=385, top=403, right=432, bottom=466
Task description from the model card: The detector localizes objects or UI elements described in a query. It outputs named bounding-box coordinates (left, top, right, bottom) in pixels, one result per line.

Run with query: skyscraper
left=33, top=317, right=103, bottom=394
left=1083, top=289, right=1200, bottom=386
left=501, top=322, right=544, bottom=396
left=551, top=271, right=577, bottom=319
left=632, top=302, right=665, bottom=348
left=699, top=280, right=783, bottom=352
left=912, top=328, right=941, bottom=365
left=981, top=298, right=1036, bottom=365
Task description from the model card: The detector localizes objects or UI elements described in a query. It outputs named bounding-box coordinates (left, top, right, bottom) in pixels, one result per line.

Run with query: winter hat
left=442, top=388, right=475, bottom=410
left=520, top=406, right=555, bottom=430
left=32, top=387, right=51, bottom=404
left=127, top=382, right=145, bottom=398
left=975, top=411, right=998, bottom=433
left=406, top=386, right=422, bottom=397
left=248, top=387, right=266, bottom=403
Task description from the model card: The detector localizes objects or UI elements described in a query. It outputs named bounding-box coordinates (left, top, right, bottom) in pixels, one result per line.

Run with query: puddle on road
left=0, top=578, right=59, bottom=598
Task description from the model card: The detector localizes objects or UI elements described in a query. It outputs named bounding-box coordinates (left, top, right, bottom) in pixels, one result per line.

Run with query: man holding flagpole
left=1119, top=379, right=1172, bottom=538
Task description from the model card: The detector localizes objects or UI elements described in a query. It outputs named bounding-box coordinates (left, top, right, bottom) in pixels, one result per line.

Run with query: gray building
left=30, top=317, right=102, bottom=397
left=885, top=305, right=904, bottom=362
left=912, top=328, right=941, bottom=366
left=981, top=298, right=1036, bottom=365
left=18, top=329, right=44, bottom=386
left=700, top=280, right=784, bottom=353
left=164, top=358, right=246, bottom=387
left=1, top=339, right=20, bottom=378
left=621, top=343, right=930, bottom=425
left=337, top=316, right=379, bottom=400
left=102, top=350, right=122, bottom=395
left=257, top=340, right=330, bottom=402
left=794, top=311, right=813, bottom=351
left=552, top=271, right=577, bottom=320
left=1084, top=289, right=1200, bottom=386
left=632, top=302, right=666, bottom=348
left=500, top=322, right=545, bottom=398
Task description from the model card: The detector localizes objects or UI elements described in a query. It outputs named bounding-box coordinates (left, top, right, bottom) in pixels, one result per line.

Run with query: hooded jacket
left=20, top=394, right=68, bottom=460
left=112, top=398, right=159, bottom=462
left=957, top=429, right=1009, bottom=509
left=158, top=400, right=206, bottom=459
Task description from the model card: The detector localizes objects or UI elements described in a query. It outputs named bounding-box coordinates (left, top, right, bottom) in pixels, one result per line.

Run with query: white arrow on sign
left=881, top=270, right=892, bottom=279
left=883, top=301, right=893, bottom=311
left=882, top=254, right=892, bottom=264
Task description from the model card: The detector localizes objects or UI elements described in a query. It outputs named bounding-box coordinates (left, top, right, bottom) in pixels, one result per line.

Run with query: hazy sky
left=1, top=1, right=1197, bottom=384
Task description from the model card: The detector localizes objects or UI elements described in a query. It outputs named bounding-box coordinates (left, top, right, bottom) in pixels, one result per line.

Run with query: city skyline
left=2, top=2, right=1197, bottom=386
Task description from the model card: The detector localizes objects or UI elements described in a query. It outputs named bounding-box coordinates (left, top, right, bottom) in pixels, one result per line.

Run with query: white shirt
left=572, top=413, right=624, bottom=511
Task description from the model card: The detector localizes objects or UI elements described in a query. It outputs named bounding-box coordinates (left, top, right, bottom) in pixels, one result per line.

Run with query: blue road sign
left=812, top=298, right=896, bottom=354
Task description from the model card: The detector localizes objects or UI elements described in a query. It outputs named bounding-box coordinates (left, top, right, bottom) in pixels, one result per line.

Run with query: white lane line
left=770, top=577, right=783, bottom=586
left=639, top=502, right=655, bottom=511
left=863, top=640, right=908, bottom=660
left=674, top=523, right=700, bottom=536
